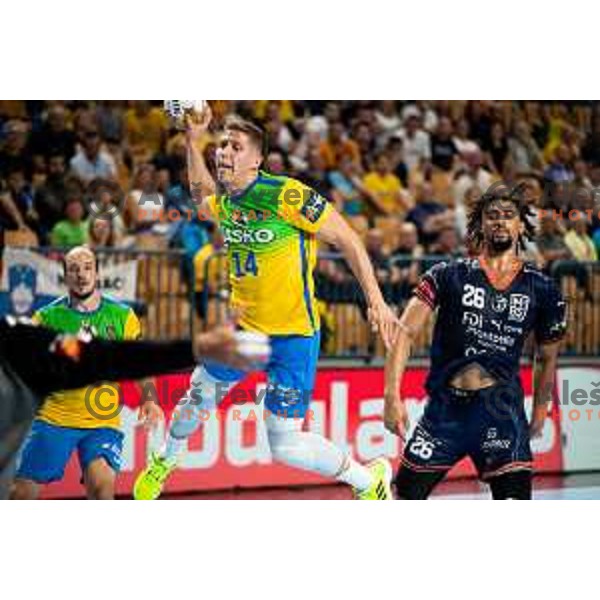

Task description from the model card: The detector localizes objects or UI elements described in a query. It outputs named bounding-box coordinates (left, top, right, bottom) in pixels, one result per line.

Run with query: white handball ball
left=235, top=331, right=271, bottom=368
left=163, top=100, right=208, bottom=129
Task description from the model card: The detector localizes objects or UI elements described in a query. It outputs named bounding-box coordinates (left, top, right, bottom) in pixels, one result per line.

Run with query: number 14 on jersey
left=232, top=251, right=258, bottom=277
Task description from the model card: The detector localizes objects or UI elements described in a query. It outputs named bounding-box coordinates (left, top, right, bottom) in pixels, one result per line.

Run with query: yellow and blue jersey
left=207, top=171, right=333, bottom=336
left=33, top=295, right=141, bottom=430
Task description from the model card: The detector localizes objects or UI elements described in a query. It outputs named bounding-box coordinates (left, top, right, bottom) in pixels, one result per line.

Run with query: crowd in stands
left=1, top=100, right=600, bottom=304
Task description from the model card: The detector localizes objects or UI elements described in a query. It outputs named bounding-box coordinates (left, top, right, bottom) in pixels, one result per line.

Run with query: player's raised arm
left=316, top=208, right=398, bottom=350
left=184, top=105, right=217, bottom=210
left=384, top=297, right=432, bottom=438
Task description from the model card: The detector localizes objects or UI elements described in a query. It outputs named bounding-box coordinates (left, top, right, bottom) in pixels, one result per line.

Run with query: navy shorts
left=203, top=331, right=321, bottom=419
left=401, top=382, right=533, bottom=481
left=16, top=420, right=124, bottom=484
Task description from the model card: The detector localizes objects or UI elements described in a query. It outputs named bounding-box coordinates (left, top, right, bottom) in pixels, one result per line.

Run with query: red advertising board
left=41, top=366, right=563, bottom=498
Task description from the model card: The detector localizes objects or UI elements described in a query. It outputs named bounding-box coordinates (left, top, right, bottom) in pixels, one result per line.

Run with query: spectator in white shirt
left=394, top=114, right=431, bottom=173
left=69, top=129, right=117, bottom=185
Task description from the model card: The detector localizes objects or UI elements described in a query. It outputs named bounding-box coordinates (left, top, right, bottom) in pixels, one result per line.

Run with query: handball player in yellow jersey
left=134, top=105, right=398, bottom=500
left=12, top=246, right=163, bottom=499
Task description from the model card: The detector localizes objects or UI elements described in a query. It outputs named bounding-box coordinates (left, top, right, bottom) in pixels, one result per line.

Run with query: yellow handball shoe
left=133, top=452, right=177, bottom=500
left=355, top=458, right=394, bottom=500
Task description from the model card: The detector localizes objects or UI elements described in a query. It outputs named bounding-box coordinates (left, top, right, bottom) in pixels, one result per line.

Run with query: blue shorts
left=401, top=382, right=533, bottom=480
left=203, top=331, right=321, bottom=419
left=16, top=420, right=124, bottom=484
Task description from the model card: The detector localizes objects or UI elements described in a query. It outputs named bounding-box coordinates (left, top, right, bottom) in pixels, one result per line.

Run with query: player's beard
left=71, top=287, right=96, bottom=302
left=487, top=236, right=514, bottom=254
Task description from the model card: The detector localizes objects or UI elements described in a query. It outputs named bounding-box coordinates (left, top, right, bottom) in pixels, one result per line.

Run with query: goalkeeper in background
left=11, top=246, right=163, bottom=500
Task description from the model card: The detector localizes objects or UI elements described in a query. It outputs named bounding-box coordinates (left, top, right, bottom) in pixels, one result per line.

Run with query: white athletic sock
left=161, top=365, right=238, bottom=461
left=336, top=456, right=373, bottom=492
left=265, top=414, right=374, bottom=492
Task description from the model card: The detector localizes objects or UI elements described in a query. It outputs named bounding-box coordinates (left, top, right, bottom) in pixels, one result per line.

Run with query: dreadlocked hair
left=466, top=182, right=537, bottom=254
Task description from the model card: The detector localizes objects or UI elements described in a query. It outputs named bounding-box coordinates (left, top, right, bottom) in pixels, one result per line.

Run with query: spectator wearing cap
left=402, top=102, right=438, bottom=132
left=70, top=129, right=117, bottom=185
left=393, top=113, right=431, bottom=173
left=50, top=197, right=88, bottom=248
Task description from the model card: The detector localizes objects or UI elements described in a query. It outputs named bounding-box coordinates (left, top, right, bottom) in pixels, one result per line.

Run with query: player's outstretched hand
left=368, top=302, right=399, bottom=351
left=384, top=392, right=409, bottom=440
left=138, top=399, right=164, bottom=431
left=185, top=104, right=212, bottom=143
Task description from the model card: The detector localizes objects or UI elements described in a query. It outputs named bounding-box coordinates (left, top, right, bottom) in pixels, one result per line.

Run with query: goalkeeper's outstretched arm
left=0, top=319, right=252, bottom=398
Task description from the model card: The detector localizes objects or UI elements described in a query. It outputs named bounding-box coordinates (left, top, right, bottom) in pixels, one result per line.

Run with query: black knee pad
left=394, top=466, right=446, bottom=500
left=488, top=470, right=532, bottom=500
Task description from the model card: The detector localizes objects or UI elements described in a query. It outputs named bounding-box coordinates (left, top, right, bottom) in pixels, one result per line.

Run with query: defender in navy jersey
left=384, top=184, right=567, bottom=499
